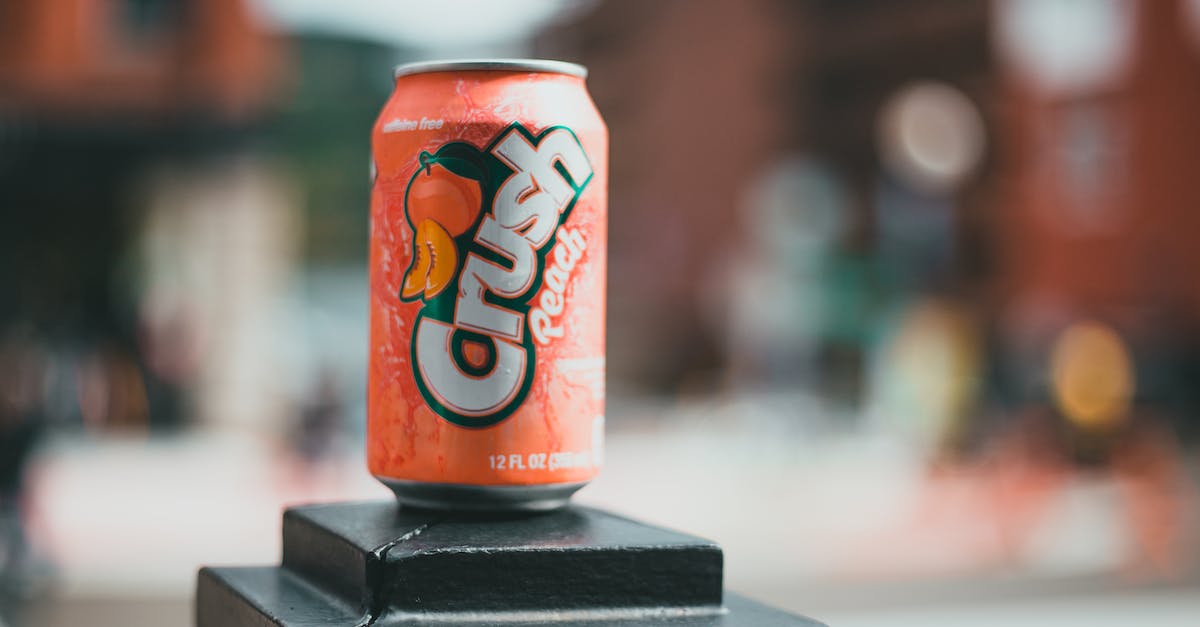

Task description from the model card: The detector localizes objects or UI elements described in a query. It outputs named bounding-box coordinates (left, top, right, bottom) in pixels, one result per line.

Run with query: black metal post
left=197, top=501, right=825, bottom=625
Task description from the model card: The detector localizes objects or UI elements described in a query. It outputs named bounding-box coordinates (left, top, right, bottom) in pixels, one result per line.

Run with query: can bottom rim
left=377, top=477, right=589, bottom=512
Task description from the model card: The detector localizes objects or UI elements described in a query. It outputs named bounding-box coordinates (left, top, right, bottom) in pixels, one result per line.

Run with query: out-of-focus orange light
left=1050, top=321, right=1134, bottom=429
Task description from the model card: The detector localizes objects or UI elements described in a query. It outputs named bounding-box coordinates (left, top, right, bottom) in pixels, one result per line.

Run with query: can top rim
left=393, top=59, right=588, bottom=80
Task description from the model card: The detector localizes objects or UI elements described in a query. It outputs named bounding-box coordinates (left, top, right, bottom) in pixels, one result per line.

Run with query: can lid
left=393, top=58, right=587, bottom=80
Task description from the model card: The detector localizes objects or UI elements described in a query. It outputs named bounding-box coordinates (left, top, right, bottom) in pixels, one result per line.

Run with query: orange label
left=368, top=71, right=607, bottom=486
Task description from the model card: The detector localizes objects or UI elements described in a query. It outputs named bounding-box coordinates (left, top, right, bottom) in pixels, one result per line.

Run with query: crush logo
left=399, top=123, right=593, bottom=427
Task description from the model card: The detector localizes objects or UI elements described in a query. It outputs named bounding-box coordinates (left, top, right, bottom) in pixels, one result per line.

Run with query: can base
left=377, top=477, right=588, bottom=512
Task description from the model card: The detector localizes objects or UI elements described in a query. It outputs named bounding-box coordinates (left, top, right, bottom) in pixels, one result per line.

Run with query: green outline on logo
left=405, top=122, right=593, bottom=428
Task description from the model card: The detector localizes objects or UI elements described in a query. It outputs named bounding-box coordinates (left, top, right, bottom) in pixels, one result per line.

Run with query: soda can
left=368, top=59, right=607, bottom=510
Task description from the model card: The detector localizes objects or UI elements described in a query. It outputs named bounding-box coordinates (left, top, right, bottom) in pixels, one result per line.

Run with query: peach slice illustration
left=399, top=151, right=486, bottom=302
left=401, top=219, right=458, bottom=300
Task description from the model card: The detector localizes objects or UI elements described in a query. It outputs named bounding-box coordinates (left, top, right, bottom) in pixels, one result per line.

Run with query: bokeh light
left=878, top=82, right=986, bottom=195
left=1050, top=321, right=1135, bottom=430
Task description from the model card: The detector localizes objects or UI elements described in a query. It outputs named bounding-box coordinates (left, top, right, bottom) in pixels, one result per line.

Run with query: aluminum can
left=368, top=59, right=607, bottom=510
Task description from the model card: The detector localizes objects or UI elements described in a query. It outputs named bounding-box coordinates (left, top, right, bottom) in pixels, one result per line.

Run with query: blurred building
left=993, top=0, right=1200, bottom=442
left=539, top=0, right=791, bottom=393
left=0, top=0, right=278, bottom=117
left=0, top=0, right=285, bottom=433
left=538, top=0, right=993, bottom=401
left=540, top=0, right=1200, bottom=465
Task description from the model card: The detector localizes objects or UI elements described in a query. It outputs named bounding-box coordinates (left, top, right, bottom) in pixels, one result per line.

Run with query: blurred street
left=6, top=396, right=1200, bottom=625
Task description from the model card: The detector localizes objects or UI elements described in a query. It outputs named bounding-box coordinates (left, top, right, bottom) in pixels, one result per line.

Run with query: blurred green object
left=269, top=36, right=413, bottom=264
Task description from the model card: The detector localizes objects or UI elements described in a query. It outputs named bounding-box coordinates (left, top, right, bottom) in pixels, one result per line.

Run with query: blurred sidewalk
left=10, top=393, right=1200, bottom=625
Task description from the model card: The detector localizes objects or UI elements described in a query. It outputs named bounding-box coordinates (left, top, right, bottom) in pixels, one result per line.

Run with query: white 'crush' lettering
left=413, top=126, right=592, bottom=420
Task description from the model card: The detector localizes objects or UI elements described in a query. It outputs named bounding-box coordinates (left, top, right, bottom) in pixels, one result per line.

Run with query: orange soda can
left=368, top=60, right=607, bottom=510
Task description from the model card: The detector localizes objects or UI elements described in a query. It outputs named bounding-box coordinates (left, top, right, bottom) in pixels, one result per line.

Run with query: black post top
left=197, top=501, right=826, bottom=626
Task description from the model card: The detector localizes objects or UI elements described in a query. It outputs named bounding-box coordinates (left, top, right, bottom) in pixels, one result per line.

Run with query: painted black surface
left=198, top=566, right=824, bottom=626
left=197, top=566, right=358, bottom=627
left=281, top=501, right=438, bottom=612
left=198, top=501, right=826, bottom=626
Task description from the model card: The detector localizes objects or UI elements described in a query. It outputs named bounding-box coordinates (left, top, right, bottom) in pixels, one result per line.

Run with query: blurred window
left=121, top=0, right=187, bottom=43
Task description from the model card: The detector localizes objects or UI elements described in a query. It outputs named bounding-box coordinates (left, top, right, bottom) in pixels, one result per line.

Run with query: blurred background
left=2, top=0, right=1200, bottom=625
